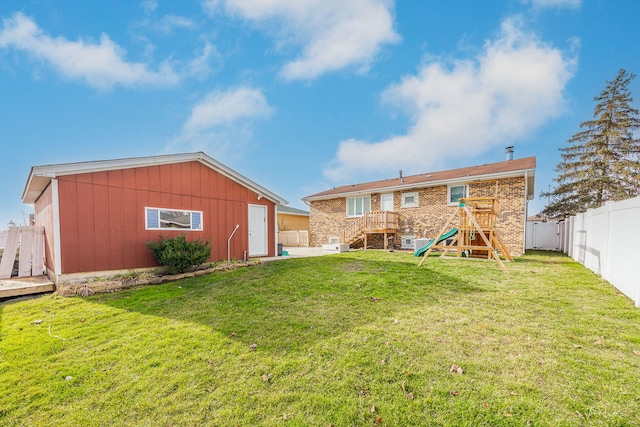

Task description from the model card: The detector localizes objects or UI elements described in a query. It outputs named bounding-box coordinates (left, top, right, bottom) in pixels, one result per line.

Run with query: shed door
left=248, top=205, right=268, bottom=256
left=380, top=194, right=394, bottom=212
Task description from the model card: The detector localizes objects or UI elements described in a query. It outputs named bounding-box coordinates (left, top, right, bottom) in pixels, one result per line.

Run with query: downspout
left=523, top=171, right=529, bottom=255
left=227, top=224, right=240, bottom=263
left=303, top=199, right=313, bottom=246
left=274, top=205, right=278, bottom=256
left=52, top=178, right=62, bottom=284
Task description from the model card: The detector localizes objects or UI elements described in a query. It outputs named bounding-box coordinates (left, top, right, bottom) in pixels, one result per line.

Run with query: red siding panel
left=123, top=168, right=137, bottom=189
left=147, top=165, right=160, bottom=192
left=93, top=171, right=109, bottom=187
left=92, top=182, right=110, bottom=271
left=122, top=187, right=139, bottom=269
left=159, top=165, right=172, bottom=193
left=191, top=164, right=201, bottom=197
left=76, top=173, right=93, bottom=184
left=108, top=186, right=124, bottom=269
left=202, top=165, right=212, bottom=196
left=108, top=170, right=123, bottom=188
left=160, top=192, right=172, bottom=210
left=75, top=181, right=95, bottom=272
left=58, top=179, right=79, bottom=274
left=170, top=194, right=182, bottom=211
left=171, top=164, right=182, bottom=195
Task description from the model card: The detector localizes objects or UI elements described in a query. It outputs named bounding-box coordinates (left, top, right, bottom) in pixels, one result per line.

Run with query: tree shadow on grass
left=90, top=252, right=489, bottom=353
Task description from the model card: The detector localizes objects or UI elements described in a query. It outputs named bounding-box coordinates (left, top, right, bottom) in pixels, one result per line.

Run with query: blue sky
left=1, top=0, right=639, bottom=227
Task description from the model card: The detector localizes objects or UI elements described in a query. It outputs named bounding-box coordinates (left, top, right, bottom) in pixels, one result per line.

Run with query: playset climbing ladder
left=417, top=196, right=512, bottom=273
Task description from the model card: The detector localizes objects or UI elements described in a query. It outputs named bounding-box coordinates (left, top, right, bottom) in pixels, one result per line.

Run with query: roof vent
left=505, top=146, right=514, bottom=161
left=399, top=170, right=404, bottom=183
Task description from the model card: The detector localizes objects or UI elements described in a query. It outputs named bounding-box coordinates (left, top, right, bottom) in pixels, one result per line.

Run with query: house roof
left=304, top=157, right=536, bottom=201
left=22, top=152, right=288, bottom=205
left=277, top=205, right=309, bottom=216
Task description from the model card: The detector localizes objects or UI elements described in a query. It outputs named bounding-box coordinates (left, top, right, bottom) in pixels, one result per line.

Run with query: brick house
left=302, top=156, right=535, bottom=256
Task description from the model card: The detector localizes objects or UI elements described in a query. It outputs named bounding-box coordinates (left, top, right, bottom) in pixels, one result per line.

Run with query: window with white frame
left=401, top=192, right=419, bottom=208
left=346, top=195, right=371, bottom=217
left=447, top=185, right=468, bottom=205
left=145, top=207, right=203, bottom=231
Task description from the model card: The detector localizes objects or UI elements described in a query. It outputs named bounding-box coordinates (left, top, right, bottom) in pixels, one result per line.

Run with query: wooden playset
left=416, top=196, right=512, bottom=272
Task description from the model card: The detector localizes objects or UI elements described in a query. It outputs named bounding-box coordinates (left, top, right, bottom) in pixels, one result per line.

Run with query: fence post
left=0, top=227, right=20, bottom=279
left=601, top=202, right=613, bottom=279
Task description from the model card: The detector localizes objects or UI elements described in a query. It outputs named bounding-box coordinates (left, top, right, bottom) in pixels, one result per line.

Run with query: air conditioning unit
left=322, top=243, right=350, bottom=253
left=401, top=235, right=415, bottom=250
left=414, top=238, right=433, bottom=251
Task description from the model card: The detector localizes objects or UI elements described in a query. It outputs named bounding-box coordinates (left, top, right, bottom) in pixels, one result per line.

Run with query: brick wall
left=309, top=198, right=349, bottom=246
left=309, top=177, right=527, bottom=255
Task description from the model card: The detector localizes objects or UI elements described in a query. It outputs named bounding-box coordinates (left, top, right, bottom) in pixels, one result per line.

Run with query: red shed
left=22, top=152, right=287, bottom=284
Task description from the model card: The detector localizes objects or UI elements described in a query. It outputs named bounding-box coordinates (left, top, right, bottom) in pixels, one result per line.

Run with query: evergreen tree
left=542, top=69, right=640, bottom=219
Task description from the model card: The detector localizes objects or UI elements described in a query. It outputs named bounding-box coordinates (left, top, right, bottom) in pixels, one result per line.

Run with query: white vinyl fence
left=560, top=196, right=640, bottom=307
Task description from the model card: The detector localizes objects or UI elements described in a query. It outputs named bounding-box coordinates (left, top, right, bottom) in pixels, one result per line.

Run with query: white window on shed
left=145, top=207, right=203, bottom=231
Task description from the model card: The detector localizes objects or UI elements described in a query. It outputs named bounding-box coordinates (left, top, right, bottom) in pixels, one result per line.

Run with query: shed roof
left=277, top=205, right=309, bottom=216
left=22, top=152, right=288, bottom=205
left=304, top=157, right=536, bottom=201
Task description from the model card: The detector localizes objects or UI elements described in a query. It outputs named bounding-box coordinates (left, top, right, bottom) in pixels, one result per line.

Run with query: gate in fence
left=0, top=226, right=45, bottom=279
left=525, top=221, right=560, bottom=251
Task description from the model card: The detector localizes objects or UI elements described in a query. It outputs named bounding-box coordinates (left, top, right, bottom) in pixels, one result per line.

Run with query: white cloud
left=0, top=12, right=209, bottom=89
left=185, top=86, right=272, bottom=131
left=324, top=18, right=576, bottom=182
left=205, top=0, right=400, bottom=80
left=144, top=14, right=197, bottom=33
left=141, top=0, right=158, bottom=13
left=135, top=0, right=198, bottom=34
left=524, top=0, right=581, bottom=9
left=167, top=86, right=273, bottom=155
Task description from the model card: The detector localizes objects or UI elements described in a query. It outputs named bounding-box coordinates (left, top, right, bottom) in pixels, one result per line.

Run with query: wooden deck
left=341, top=211, right=398, bottom=249
left=0, top=276, right=55, bottom=298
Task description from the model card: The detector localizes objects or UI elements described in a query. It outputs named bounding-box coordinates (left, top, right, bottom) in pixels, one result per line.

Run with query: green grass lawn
left=1, top=251, right=639, bottom=426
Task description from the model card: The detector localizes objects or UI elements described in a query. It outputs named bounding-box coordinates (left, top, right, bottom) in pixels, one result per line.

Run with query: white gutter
left=523, top=171, right=529, bottom=254
left=274, top=205, right=279, bottom=256
left=52, top=178, right=62, bottom=277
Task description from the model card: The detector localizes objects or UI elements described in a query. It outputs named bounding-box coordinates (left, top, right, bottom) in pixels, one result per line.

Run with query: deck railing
left=341, top=211, right=398, bottom=243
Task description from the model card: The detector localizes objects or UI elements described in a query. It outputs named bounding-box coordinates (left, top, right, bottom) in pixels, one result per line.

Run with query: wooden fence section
left=278, top=230, right=309, bottom=247
left=0, top=226, right=45, bottom=279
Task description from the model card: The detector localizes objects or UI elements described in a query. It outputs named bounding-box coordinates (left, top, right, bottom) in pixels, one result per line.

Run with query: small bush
left=147, top=235, right=211, bottom=275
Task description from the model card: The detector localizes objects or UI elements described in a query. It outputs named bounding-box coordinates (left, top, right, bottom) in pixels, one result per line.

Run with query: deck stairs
left=340, top=211, right=398, bottom=249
